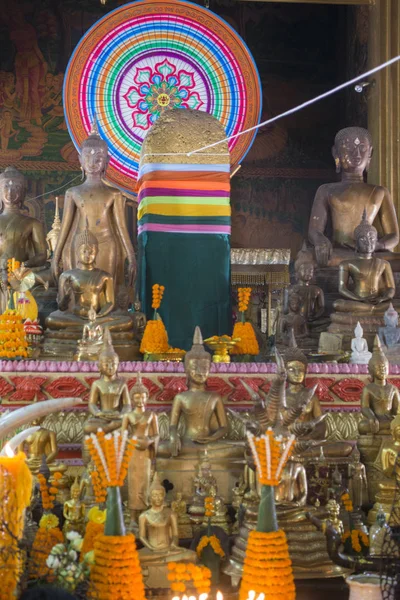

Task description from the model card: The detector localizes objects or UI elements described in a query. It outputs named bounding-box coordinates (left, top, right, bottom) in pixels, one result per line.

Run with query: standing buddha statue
left=308, top=127, right=399, bottom=267
left=51, top=121, right=136, bottom=291
left=121, top=373, right=159, bottom=523
left=171, top=492, right=192, bottom=539
left=84, top=328, right=131, bottom=435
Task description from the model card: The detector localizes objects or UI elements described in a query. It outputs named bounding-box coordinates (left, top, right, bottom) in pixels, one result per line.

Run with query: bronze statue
left=84, top=329, right=131, bottom=435
left=284, top=243, right=325, bottom=325
left=333, top=211, right=397, bottom=315
left=121, top=373, right=159, bottom=523
left=132, top=295, right=147, bottom=341
left=63, top=477, right=85, bottom=537
left=19, top=414, right=67, bottom=476
left=51, top=121, right=136, bottom=290
left=171, top=492, right=192, bottom=539
left=379, top=303, right=400, bottom=348
left=159, top=327, right=242, bottom=461
left=279, top=291, right=308, bottom=345
left=0, top=167, right=47, bottom=268
left=74, top=305, right=104, bottom=361
left=46, top=226, right=134, bottom=334
left=138, top=474, right=197, bottom=587
left=358, top=336, right=400, bottom=435
left=308, top=127, right=399, bottom=267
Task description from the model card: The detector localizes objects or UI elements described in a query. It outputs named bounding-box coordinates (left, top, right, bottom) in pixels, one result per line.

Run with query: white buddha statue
left=350, top=322, right=372, bottom=364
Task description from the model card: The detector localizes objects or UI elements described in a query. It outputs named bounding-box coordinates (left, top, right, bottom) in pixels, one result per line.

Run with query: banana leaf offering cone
left=239, top=429, right=296, bottom=600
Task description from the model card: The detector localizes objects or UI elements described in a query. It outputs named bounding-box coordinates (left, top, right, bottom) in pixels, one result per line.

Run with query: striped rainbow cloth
left=137, top=162, right=231, bottom=236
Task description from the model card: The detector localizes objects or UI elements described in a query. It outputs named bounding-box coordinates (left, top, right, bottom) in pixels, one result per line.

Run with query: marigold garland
left=231, top=321, right=259, bottom=355
left=88, top=534, right=145, bottom=600
left=247, top=429, right=296, bottom=487
left=91, top=469, right=107, bottom=504
left=0, top=309, right=28, bottom=359
left=204, top=496, right=215, bottom=518
left=140, top=318, right=169, bottom=354
left=37, top=473, right=56, bottom=511
left=240, top=530, right=295, bottom=600
left=85, top=430, right=137, bottom=488
left=167, top=562, right=211, bottom=595
left=341, top=492, right=354, bottom=513
left=342, top=529, right=369, bottom=555
left=81, top=521, right=105, bottom=560
left=196, top=535, right=225, bottom=559
left=238, top=287, right=252, bottom=312
left=30, top=521, right=64, bottom=579
left=151, top=284, right=165, bottom=310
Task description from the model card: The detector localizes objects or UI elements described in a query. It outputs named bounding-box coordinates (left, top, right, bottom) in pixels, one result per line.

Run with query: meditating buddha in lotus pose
left=308, top=127, right=399, bottom=267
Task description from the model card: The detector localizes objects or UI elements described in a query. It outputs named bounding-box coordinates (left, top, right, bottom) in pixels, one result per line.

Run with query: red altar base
left=0, top=360, right=395, bottom=465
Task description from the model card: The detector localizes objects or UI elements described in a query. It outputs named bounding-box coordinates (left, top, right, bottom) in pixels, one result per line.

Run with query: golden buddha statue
left=358, top=337, right=400, bottom=435
left=84, top=329, right=131, bottom=435
left=368, top=415, right=400, bottom=524
left=74, top=304, right=104, bottom=361
left=19, top=414, right=67, bottom=477
left=201, top=484, right=230, bottom=534
left=0, top=167, right=47, bottom=269
left=188, top=451, right=218, bottom=530
left=138, top=474, right=197, bottom=588
left=51, top=121, right=136, bottom=291
left=308, top=127, right=399, bottom=267
left=132, top=295, right=147, bottom=342
left=63, top=477, right=85, bottom=537
left=171, top=492, right=192, bottom=539
left=121, top=373, right=159, bottom=523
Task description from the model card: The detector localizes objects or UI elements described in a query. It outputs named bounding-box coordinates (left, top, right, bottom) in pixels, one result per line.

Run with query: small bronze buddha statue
left=84, top=329, right=131, bottom=435
left=358, top=336, right=400, bottom=435
left=51, top=120, right=136, bottom=291
left=0, top=167, right=47, bottom=269
left=74, top=305, right=104, bottom=361
left=284, top=243, right=325, bottom=330
left=379, top=303, right=400, bottom=349
left=279, top=291, right=308, bottom=345
left=201, top=484, right=230, bottom=534
left=368, top=415, right=400, bottom=524
left=171, top=492, right=192, bottom=539
left=308, top=127, right=399, bottom=267
left=63, top=477, right=85, bottom=537
left=188, top=451, right=218, bottom=530
left=121, top=373, right=159, bottom=523
left=132, top=295, right=147, bottom=342
left=139, top=474, right=197, bottom=588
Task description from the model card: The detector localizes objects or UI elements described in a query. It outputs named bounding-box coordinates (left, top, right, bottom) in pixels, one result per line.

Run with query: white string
left=26, top=174, right=81, bottom=202
left=181, top=54, right=400, bottom=156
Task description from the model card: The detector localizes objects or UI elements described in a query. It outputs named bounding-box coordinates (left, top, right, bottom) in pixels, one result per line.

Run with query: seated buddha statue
left=283, top=243, right=326, bottom=335
left=84, top=329, right=131, bottom=435
left=308, top=127, right=399, bottom=268
left=283, top=334, right=353, bottom=458
left=131, top=295, right=147, bottom=342
left=379, top=303, right=400, bottom=349
left=44, top=225, right=135, bottom=359
left=188, top=450, right=218, bottom=530
left=19, top=414, right=67, bottom=477
left=139, top=474, right=197, bottom=588
left=350, top=322, right=372, bottom=364
left=63, top=477, right=85, bottom=537
left=158, top=326, right=243, bottom=461
left=358, top=336, right=400, bottom=435
left=368, top=414, right=400, bottom=524
left=0, top=167, right=47, bottom=269
left=74, top=304, right=104, bottom=361
left=201, top=484, right=230, bottom=534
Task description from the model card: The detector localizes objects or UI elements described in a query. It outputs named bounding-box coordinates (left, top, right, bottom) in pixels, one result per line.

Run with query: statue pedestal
left=157, top=454, right=244, bottom=503
left=42, top=332, right=139, bottom=362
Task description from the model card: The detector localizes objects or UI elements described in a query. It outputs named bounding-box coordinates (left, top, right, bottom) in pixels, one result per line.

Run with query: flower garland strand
left=231, top=288, right=259, bottom=356
left=81, top=507, right=106, bottom=560
left=30, top=514, right=64, bottom=580
left=239, top=429, right=296, bottom=600
left=85, top=430, right=137, bottom=488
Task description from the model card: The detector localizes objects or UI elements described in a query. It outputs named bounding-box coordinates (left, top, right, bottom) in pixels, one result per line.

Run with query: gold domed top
left=184, top=326, right=211, bottom=366
left=131, top=372, right=148, bottom=396
left=368, top=335, right=389, bottom=372
left=140, top=108, right=229, bottom=166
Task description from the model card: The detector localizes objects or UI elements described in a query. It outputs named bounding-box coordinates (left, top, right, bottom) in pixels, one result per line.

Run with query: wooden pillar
left=368, top=0, right=400, bottom=240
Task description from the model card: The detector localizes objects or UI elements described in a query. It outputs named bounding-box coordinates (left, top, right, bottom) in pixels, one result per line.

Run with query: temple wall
left=0, top=1, right=368, bottom=257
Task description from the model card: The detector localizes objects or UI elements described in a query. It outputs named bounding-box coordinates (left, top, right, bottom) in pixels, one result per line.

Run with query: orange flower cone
left=231, top=321, right=259, bottom=355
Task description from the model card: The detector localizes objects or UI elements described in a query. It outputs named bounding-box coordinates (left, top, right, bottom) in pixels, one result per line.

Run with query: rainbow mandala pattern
left=63, top=0, right=262, bottom=195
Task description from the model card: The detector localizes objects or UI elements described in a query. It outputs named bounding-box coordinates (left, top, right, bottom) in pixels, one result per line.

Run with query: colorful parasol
left=63, top=0, right=262, bottom=195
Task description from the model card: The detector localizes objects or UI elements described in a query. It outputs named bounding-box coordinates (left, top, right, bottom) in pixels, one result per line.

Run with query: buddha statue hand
left=314, top=235, right=332, bottom=267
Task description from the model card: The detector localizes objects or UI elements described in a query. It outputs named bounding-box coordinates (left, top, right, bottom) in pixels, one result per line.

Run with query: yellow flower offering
left=88, top=506, right=107, bottom=524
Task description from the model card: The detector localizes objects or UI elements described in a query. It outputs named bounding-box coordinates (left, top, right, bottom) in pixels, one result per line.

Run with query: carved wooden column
left=368, top=0, right=400, bottom=238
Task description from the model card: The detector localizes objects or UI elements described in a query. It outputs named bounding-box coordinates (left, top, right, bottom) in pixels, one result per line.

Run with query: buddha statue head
left=80, top=118, right=109, bottom=178
left=0, top=166, right=26, bottom=212
left=332, top=126, right=373, bottom=175
left=70, top=476, right=81, bottom=500
left=384, top=303, right=399, bottom=328
left=134, top=294, right=142, bottom=312
left=149, top=473, right=166, bottom=508
left=131, top=372, right=149, bottom=410
left=390, top=415, right=400, bottom=443
left=75, top=225, right=99, bottom=268
left=294, top=242, right=314, bottom=284
left=368, top=335, right=389, bottom=382
left=284, top=331, right=308, bottom=386
left=354, top=209, right=378, bottom=255
left=288, top=291, right=302, bottom=315
left=184, top=326, right=211, bottom=386
left=99, top=328, right=119, bottom=379
left=88, top=305, right=97, bottom=323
